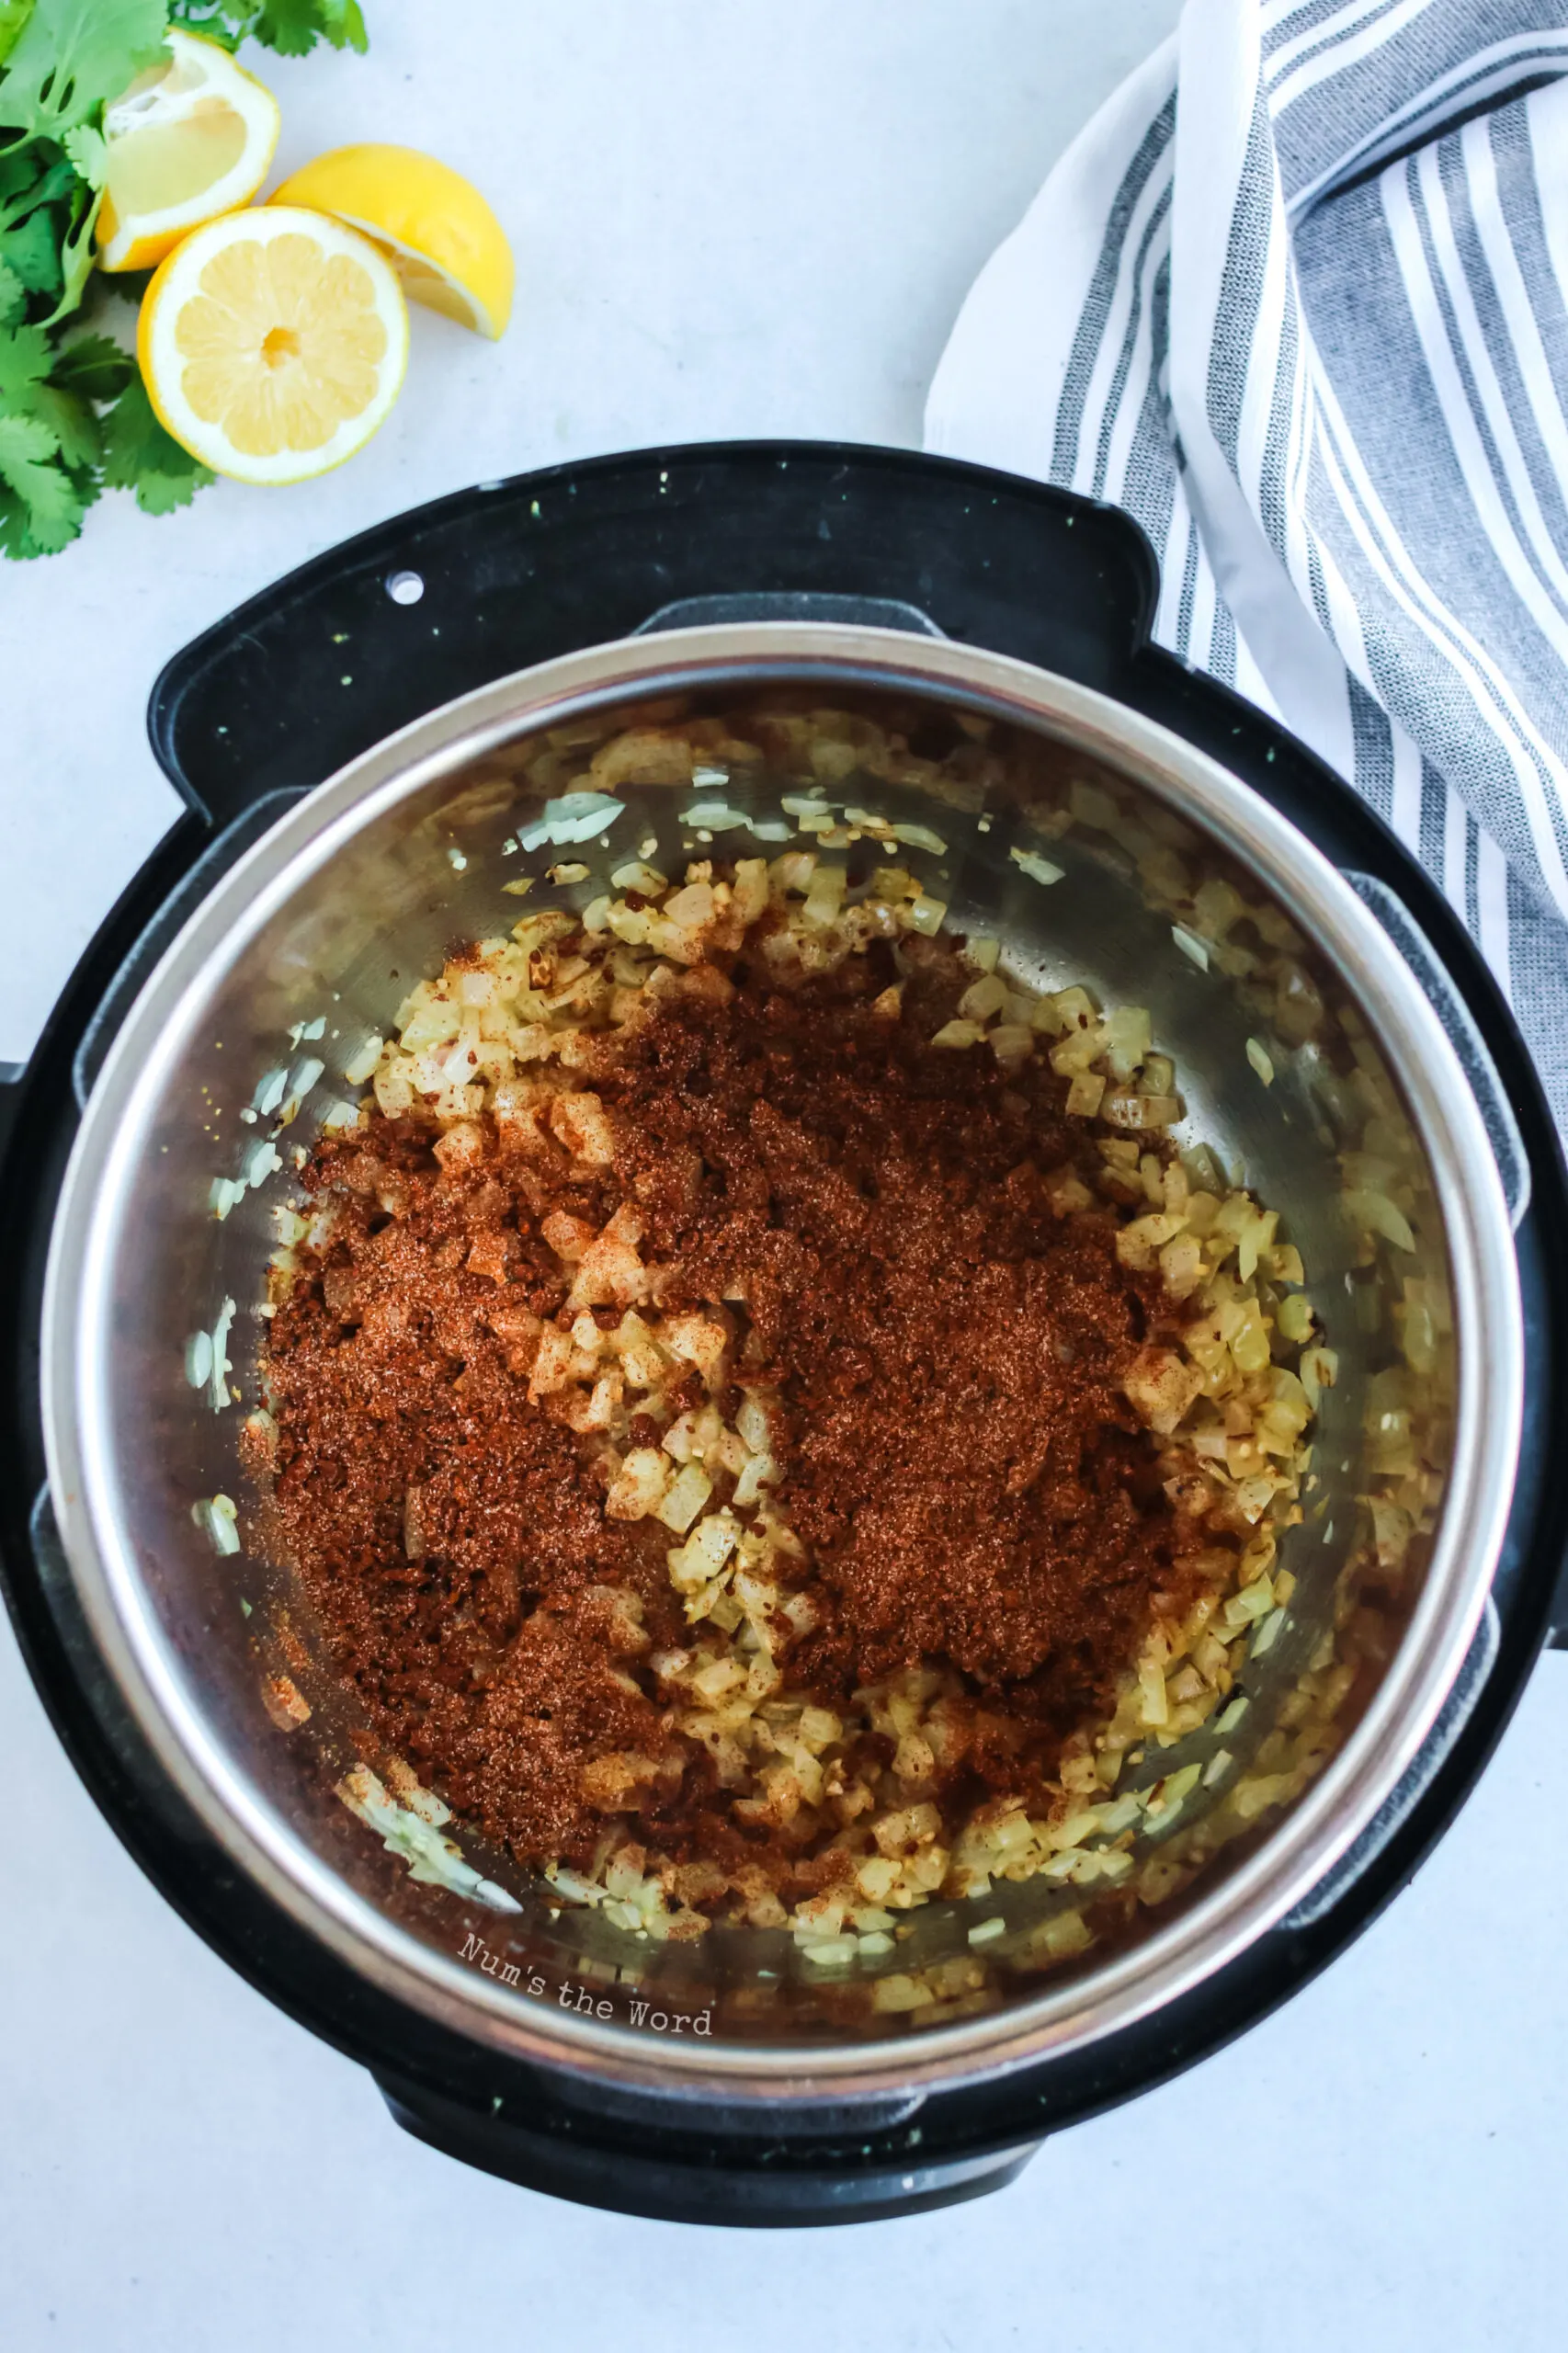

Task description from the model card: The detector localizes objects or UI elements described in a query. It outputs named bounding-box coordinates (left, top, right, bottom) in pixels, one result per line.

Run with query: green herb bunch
left=0, top=1, right=369, bottom=560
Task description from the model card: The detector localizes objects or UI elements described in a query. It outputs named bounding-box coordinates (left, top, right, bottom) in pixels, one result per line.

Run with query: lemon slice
left=138, top=208, right=410, bottom=485
left=270, top=144, right=514, bottom=340
left=97, top=29, right=281, bottom=275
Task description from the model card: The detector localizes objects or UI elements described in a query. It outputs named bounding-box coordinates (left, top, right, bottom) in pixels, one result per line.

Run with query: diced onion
left=679, top=801, right=753, bottom=831
left=1009, top=846, right=1065, bottom=887
left=519, top=792, right=625, bottom=850
left=342, top=1035, right=382, bottom=1086
left=1343, top=1188, right=1416, bottom=1252
left=890, top=823, right=948, bottom=854
left=903, top=893, right=947, bottom=936
left=1101, top=1092, right=1182, bottom=1130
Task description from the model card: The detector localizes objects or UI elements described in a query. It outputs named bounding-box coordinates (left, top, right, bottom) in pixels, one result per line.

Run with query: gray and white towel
left=926, top=0, right=1568, bottom=1130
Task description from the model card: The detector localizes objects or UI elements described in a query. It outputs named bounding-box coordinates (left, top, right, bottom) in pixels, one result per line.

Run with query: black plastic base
left=5, top=441, right=1568, bottom=2225
left=381, top=2077, right=1040, bottom=2227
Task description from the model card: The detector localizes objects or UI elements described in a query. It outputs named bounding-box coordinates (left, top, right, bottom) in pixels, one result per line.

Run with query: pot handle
left=1341, top=871, right=1529, bottom=1233
left=377, top=2070, right=1039, bottom=2225
left=633, top=589, right=947, bottom=638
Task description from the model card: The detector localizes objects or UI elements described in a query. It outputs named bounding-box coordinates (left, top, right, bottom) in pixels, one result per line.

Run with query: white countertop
left=5, top=6, right=1565, bottom=2345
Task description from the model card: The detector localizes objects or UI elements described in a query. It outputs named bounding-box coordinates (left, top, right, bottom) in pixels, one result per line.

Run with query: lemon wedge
left=270, top=144, right=514, bottom=339
left=138, top=207, right=409, bottom=485
left=97, top=29, right=281, bottom=275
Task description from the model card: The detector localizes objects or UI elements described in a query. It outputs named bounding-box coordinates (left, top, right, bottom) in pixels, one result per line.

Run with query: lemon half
left=271, top=143, right=514, bottom=339
left=139, top=207, right=410, bottom=485
left=97, top=28, right=281, bottom=275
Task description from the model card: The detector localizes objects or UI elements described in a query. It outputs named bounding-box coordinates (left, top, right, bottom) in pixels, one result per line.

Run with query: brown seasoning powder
left=255, top=949, right=1213, bottom=1887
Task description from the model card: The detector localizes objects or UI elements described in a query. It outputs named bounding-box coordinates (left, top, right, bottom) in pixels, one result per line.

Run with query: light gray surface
left=4, top=3, right=1565, bottom=2345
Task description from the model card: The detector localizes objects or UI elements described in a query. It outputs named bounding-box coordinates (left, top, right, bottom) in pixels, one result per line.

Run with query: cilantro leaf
left=1, top=147, right=84, bottom=317
left=0, top=407, right=55, bottom=464
left=167, top=3, right=231, bottom=34
left=167, top=0, right=367, bottom=57
left=41, top=170, right=102, bottom=323
left=0, top=257, right=26, bottom=324
left=0, top=1, right=36, bottom=72
left=47, top=328, right=133, bottom=403
left=0, top=449, right=97, bottom=552
left=0, top=143, right=48, bottom=210
left=0, top=314, right=51, bottom=394
left=0, top=199, right=62, bottom=293
left=99, top=373, right=213, bottom=512
left=0, top=483, right=35, bottom=553
left=62, top=121, right=106, bottom=188
left=256, top=0, right=368, bottom=55
left=0, top=404, right=87, bottom=551
left=28, top=374, right=97, bottom=464
left=165, top=1, right=244, bottom=45
left=0, top=150, right=76, bottom=213
left=0, top=154, right=77, bottom=272
left=124, top=451, right=213, bottom=514
left=0, top=0, right=168, bottom=143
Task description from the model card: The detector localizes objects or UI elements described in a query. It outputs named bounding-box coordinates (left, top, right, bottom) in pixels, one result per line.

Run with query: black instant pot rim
left=4, top=439, right=1567, bottom=2225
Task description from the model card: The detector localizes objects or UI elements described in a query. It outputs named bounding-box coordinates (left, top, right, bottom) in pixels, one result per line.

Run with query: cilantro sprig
left=0, top=0, right=370, bottom=558
left=169, top=4, right=368, bottom=57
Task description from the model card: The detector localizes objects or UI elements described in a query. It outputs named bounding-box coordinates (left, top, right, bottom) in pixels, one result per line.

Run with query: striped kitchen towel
left=926, top=0, right=1568, bottom=1130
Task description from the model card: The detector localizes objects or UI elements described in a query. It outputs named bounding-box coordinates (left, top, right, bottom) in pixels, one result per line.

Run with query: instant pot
left=4, top=442, right=1566, bottom=2226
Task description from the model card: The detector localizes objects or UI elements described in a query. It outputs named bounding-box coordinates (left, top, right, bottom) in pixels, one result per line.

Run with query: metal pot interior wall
left=43, top=647, right=1502, bottom=2096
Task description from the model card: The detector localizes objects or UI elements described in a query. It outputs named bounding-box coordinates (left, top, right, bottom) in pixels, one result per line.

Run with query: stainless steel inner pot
left=42, top=624, right=1522, bottom=2100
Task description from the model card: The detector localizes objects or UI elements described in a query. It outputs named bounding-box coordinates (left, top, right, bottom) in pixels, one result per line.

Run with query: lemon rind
left=97, top=31, right=282, bottom=275
left=138, top=208, right=410, bottom=487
